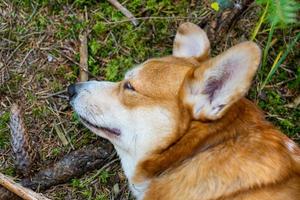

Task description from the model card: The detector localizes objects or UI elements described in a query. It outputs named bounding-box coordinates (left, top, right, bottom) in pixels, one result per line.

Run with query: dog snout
left=67, top=84, right=78, bottom=99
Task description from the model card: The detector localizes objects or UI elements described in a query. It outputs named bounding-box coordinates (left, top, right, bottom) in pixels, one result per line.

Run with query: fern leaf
left=256, top=0, right=300, bottom=27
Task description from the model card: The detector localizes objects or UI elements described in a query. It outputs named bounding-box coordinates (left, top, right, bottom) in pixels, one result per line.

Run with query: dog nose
left=67, top=84, right=77, bottom=99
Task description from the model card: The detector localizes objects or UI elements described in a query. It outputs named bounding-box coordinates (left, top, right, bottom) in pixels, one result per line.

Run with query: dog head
left=68, top=22, right=261, bottom=182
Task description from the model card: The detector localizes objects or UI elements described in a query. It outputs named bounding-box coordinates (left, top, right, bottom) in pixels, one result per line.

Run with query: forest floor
left=0, top=0, right=299, bottom=199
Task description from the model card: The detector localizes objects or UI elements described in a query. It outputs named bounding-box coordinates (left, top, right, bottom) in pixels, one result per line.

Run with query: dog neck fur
left=136, top=99, right=299, bottom=200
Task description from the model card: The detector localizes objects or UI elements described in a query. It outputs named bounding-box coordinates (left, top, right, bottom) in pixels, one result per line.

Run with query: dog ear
left=182, top=42, right=261, bottom=120
left=173, top=22, right=210, bottom=60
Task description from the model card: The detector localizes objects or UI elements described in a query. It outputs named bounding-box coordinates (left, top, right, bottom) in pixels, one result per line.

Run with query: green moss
left=3, top=167, right=16, bottom=176
left=71, top=178, right=83, bottom=188
left=74, top=0, right=98, bottom=8
left=82, top=189, right=93, bottom=199
left=99, top=170, right=114, bottom=184
left=105, top=56, right=133, bottom=81
left=51, top=147, right=62, bottom=157
left=0, top=72, right=23, bottom=95
left=72, top=130, right=96, bottom=148
left=79, top=0, right=194, bottom=83
left=35, top=14, right=49, bottom=31
left=32, top=105, right=50, bottom=118
left=95, top=194, right=108, bottom=200
left=89, top=39, right=102, bottom=56
left=288, top=66, right=300, bottom=90
left=26, top=91, right=37, bottom=105
left=51, top=80, right=64, bottom=92
left=55, top=15, right=85, bottom=40
left=70, top=177, right=109, bottom=200
left=257, top=89, right=300, bottom=140
left=88, top=56, right=101, bottom=76
left=0, top=112, right=10, bottom=149
left=92, top=22, right=107, bottom=35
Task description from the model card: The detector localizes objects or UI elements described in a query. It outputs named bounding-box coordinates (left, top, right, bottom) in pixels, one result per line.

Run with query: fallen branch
left=1, top=143, right=113, bottom=199
left=79, top=33, right=89, bottom=82
left=79, top=8, right=89, bottom=82
left=107, top=0, right=139, bottom=26
left=0, top=173, right=50, bottom=200
left=21, top=143, right=113, bottom=190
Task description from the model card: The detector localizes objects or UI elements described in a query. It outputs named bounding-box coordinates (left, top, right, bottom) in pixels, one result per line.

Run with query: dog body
left=69, top=23, right=300, bottom=199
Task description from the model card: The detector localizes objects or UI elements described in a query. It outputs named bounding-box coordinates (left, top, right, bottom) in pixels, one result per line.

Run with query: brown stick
left=79, top=33, right=89, bottom=82
left=107, top=0, right=139, bottom=26
left=0, top=173, right=50, bottom=200
left=21, top=143, right=113, bottom=191
left=79, top=7, right=89, bottom=82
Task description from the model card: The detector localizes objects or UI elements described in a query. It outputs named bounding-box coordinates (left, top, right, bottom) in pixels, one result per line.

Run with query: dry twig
left=79, top=33, right=89, bottom=82
left=0, top=173, right=50, bottom=200
left=107, top=0, right=139, bottom=26
left=79, top=8, right=89, bottom=82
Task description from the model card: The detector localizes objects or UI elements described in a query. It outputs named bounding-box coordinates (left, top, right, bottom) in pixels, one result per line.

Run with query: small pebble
left=47, top=54, right=54, bottom=62
left=113, top=183, right=120, bottom=196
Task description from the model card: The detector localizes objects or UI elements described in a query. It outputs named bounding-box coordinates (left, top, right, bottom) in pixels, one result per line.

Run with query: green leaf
left=261, top=32, right=300, bottom=90
left=256, top=0, right=300, bottom=27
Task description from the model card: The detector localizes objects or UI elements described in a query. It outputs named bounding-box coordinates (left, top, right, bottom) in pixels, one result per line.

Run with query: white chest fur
left=116, top=147, right=149, bottom=199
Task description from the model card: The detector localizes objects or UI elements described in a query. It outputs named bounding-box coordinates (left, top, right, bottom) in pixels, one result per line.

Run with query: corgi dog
left=68, top=22, right=300, bottom=200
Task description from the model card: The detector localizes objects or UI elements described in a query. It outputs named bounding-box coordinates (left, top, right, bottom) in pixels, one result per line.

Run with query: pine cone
left=9, top=104, right=33, bottom=176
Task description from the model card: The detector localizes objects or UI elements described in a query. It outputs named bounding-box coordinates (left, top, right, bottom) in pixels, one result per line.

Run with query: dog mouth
left=79, top=115, right=121, bottom=136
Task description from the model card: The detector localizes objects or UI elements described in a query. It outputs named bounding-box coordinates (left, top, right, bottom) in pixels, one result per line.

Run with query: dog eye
left=123, top=81, right=135, bottom=91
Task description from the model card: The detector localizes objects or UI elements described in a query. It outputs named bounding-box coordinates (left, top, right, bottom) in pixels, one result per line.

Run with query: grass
left=0, top=111, right=10, bottom=149
left=0, top=0, right=299, bottom=199
left=261, top=32, right=300, bottom=90
left=252, top=0, right=300, bottom=90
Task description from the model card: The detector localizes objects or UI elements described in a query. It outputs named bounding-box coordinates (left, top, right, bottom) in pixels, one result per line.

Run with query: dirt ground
left=0, top=0, right=299, bottom=199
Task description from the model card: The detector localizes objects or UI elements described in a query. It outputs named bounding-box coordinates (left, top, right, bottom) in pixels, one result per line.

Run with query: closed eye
left=123, top=81, right=135, bottom=91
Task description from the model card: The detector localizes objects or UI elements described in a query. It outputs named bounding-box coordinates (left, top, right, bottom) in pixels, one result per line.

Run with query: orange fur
left=123, top=55, right=300, bottom=199
left=71, top=22, right=300, bottom=200
left=139, top=99, right=300, bottom=200
left=118, top=52, right=300, bottom=200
